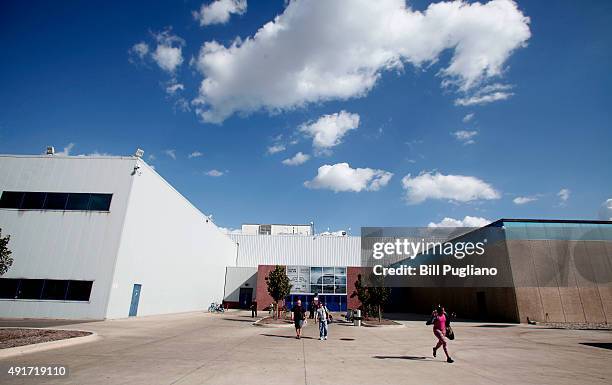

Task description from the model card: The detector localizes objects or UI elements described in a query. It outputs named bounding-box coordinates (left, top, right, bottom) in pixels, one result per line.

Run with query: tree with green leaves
left=0, top=228, right=13, bottom=276
left=265, top=265, right=292, bottom=319
left=350, top=273, right=370, bottom=314
left=351, top=273, right=390, bottom=322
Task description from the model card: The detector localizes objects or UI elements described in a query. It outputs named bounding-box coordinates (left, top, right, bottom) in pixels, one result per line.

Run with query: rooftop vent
left=46, top=146, right=55, bottom=155
left=134, top=148, right=144, bottom=158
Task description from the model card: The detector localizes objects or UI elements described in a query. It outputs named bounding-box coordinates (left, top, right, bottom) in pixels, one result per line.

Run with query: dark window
left=43, top=193, right=68, bottom=210
left=0, top=278, right=20, bottom=299
left=66, top=193, right=91, bottom=210
left=41, top=279, right=69, bottom=300
left=21, top=192, right=46, bottom=209
left=66, top=280, right=93, bottom=301
left=1, top=191, right=112, bottom=212
left=16, top=279, right=44, bottom=299
left=0, top=191, right=25, bottom=209
left=88, top=194, right=112, bottom=211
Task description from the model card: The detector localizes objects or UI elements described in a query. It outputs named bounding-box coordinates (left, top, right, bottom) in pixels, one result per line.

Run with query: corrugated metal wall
left=229, top=234, right=361, bottom=267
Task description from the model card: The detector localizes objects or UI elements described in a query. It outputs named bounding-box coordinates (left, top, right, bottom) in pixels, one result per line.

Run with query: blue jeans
left=319, top=321, right=328, bottom=338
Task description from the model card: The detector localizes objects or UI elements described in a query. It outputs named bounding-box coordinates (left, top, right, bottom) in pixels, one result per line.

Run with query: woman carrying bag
left=427, top=305, right=454, bottom=363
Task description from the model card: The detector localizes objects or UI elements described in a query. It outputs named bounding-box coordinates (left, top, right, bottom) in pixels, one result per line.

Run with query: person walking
left=429, top=305, right=454, bottom=363
left=250, top=302, right=257, bottom=318
left=291, top=299, right=306, bottom=339
left=315, top=301, right=330, bottom=340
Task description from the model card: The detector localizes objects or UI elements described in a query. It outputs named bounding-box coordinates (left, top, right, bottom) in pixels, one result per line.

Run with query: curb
left=361, top=322, right=405, bottom=328
left=0, top=330, right=100, bottom=359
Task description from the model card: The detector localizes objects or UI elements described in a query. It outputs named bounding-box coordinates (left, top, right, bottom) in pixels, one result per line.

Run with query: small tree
left=0, top=228, right=13, bottom=276
left=350, top=274, right=370, bottom=315
left=351, top=273, right=390, bottom=322
left=265, top=265, right=292, bottom=319
left=367, top=285, right=390, bottom=323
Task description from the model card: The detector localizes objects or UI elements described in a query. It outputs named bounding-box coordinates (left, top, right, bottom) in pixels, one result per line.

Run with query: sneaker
left=447, top=357, right=454, bottom=364
left=433, top=348, right=437, bottom=358
left=324, top=336, right=328, bottom=340
left=320, top=337, right=324, bottom=340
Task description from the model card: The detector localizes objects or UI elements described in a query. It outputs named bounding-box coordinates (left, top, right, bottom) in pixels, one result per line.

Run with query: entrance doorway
left=239, top=287, right=253, bottom=309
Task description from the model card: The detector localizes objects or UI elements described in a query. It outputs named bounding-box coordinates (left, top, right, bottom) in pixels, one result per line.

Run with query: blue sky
left=1, top=0, right=611, bottom=232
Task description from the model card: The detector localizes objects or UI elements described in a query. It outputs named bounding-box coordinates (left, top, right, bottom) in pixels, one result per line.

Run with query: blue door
left=129, top=284, right=142, bottom=317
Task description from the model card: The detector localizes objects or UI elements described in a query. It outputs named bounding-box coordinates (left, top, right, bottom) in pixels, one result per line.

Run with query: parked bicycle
left=208, top=302, right=225, bottom=313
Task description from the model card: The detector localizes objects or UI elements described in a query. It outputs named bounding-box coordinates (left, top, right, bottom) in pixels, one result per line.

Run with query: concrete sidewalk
left=1, top=311, right=611, bottom=384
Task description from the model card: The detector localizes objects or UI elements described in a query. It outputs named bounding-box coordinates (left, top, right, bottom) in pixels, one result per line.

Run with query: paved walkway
left=1, top=311, right=611, bottom=384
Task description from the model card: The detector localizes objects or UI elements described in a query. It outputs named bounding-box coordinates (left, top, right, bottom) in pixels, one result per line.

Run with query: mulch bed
left=540, top=322, right=612, bottom=331
left=0, top=328, right=91, bottom=349
left=362, top=318, right=401, bottom=326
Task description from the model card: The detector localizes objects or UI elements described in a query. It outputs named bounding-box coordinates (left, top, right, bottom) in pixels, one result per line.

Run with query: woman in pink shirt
left=431, top=305, right=454, bottom=363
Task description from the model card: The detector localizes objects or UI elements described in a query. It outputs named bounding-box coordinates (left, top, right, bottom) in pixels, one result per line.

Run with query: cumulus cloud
left=129, top=42, right=149, bottom=62
left=428, top=215, right=491, bottom=228
left=206, top=169, right=224, bottom=177
left=305, top=162, right=392, bottom=192
left=402, top=171, right=500, bottom=204
left=455, top=83, right=514, bottom=106
left=462, top=113, right=474, bottom=123
left=599, top=199, right=612, bottom=220
left=299, top=111, right=359, bottom=152
left=513, top=196, right=537, bottom=205
left=282, top=152, right=310, bottom=166
left=192, top=0, right=530, bottom=122
left=193, top=0, right=247, bottom=26
left=452, top=130, right=478, bottom=145
left=267, top=144, right=286, bottom=154
left=188, top=151, right=204, bottom=158
left=152, top=30, right=185, bottom=73
left=557, top=188, right=570, bottom=205
left=164, top=149, right=177, bottom=159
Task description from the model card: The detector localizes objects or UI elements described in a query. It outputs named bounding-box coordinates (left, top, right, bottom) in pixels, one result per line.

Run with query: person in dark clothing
left=250, top=302, right=257, bottom=318
left=291, top=299, right=306, bottom=339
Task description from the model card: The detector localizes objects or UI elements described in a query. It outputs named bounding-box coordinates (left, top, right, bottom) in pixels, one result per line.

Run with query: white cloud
left=452, top=130, right=478, bottom=145
left=428, top=215, right=491, bottom=228
left=164, top=149, right=177, bottom=159
left=206, top=169, right=224, bottom=177
left=193, top=0, right=530, bottom=122
left=218, top=226, right=242, bottom=234
left=462, top=113, right=474, bottom=123
left=304, top=162, right=392, bottom=192
left=166, top=81, right=184, bottom=95
left=299, top=111, right=359, bottom=152
left=193, top=0, right=247, bottom=26
left=513, top=196, right=537, bottom=205
left=55, top=143, right=76, bottom=156
left=557, top=188, right=570, bottom=205
left=267, top=144, right=286, bottom=154
left=599, top=199, right=612, bottom=220
left=152, top=30, right=185, bottom=73
left=455, top=83, right=514, bottom=106
left=282, top=152, right=310, bottom=166
left=129, top=42, right=149, bottom=61
left=188, top=151, right=204, bottom=158
left=402, top=171, right=500, bottom=204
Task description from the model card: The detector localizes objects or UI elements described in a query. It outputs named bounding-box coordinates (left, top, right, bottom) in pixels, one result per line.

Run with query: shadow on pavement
left=476, top=324, right=516, bottom=328
left=373, top=355, right=429, bottom=360
left=222, top=318, right=256, bottom=323
left=580, top=342, right=612, bottom=350
left=260, top=334, right=316, bottom=340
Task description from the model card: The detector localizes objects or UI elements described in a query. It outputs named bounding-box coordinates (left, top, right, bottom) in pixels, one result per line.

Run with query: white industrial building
left=0, top=152, right=236, bottom=320
left=240, top=223, right=313, bottom=236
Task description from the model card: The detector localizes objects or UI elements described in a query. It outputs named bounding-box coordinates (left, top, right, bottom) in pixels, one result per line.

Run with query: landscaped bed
left=256, top=316, right=293, bottom=325
left=0, top=328, right=91, bottom=349
left=361, top=318, right=402, bottom=326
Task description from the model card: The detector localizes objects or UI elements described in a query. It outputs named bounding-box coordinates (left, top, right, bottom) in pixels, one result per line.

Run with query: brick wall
left=256, top=265, right=279, bottom=311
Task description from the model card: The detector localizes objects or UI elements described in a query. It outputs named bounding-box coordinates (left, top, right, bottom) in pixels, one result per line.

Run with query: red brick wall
left=256, top=265, right=279, bottom=311
left=347, top=267, right=362, bottom=310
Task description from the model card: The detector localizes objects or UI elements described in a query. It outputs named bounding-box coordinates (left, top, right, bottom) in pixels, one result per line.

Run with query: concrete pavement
left=1, top=311, right=611, bottom=385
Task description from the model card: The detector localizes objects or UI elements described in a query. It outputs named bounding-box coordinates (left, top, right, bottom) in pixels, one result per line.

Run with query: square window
left=66, top=193, right=90, bottom=210
left=0, top=191, right=25, bottom=209
left=16, top=279, right=44, bottom=299
left=0, top=278, right=20, bottom=299
left=43, top=193, right=68, bottom=210
left=88, top=194, right=112, bottom=211
left=21, top=192, right=46, bottom=209
left=66, top=281, right=93, bottom=301
left=41, top=280, right=68, bottom=300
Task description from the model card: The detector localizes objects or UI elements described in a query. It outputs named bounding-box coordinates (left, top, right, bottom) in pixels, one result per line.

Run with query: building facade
left=0, top=154, right=236, bottom=319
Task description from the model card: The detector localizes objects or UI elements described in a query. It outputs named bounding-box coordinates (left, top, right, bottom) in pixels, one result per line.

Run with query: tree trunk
left=274, top=301, right=278, bottom=319
left=378, top=305, right=382, bottom=323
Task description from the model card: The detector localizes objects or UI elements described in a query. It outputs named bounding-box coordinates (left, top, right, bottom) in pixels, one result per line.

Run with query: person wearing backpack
left=315, top=301, right=330, bottom=340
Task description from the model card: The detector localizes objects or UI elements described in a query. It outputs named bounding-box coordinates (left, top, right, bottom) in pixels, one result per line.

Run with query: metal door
left=129, top=284, right=142, bottom=317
